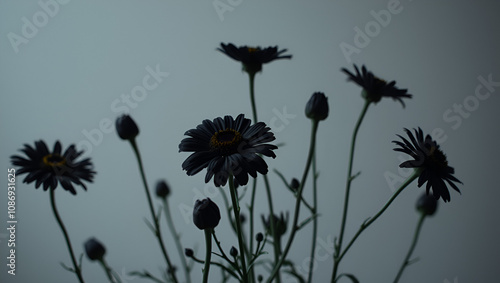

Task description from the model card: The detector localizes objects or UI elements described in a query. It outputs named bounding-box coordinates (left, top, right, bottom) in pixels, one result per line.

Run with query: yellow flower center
left=247, top=47, right=259, bottom=53
left=42, top=154, right=66, bottom=167
left=210, top=129, right=242, bottom=155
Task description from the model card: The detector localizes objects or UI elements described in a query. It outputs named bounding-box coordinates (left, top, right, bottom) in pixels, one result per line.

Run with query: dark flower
left=179, top=114, right=277, bottom=187
left=393, top=128, right=462, bottom=202
left=193, top=198, right=221, bottom=230
left=305, top=92, right=329, bottom=121
left=416, top=193, right=438, bottom=216
left=116, top=114, right=139, bottom=140
left=155, top=180, right=171, bottom=198
left=11, top=140, right=95, bottom=195
left=342, top=64, right=412, bottom=107
left=84, top=237, right=106, bottom=261
left=218, top=43, right=292, bottom=75
left=262, top=212, right=288, bottom=238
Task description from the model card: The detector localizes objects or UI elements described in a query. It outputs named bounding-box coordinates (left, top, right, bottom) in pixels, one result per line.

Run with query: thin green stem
left=248, top=72, right=258, bottom=123
left=129, top=139, right=179, bottom=283
left=163, top=198, right=192, bottom=283
left=267, top=120, right=319, bottom=283
left=337, top=170, right=420, bottom=270
left=307, top=152, right=319, bottom=283
left=263, top=174, right=281, bottom=283
left=99, top=259, right=121, bottom=283
left=248, top=178, right=258, bottom=283
left=49, top=189, right=85, bottom=283
left=202, top=228, right=213, bottom=283
left=393, top=212, right=426, bottom=283
left=331, top=100, right=370, bottom=282
left=229, top=175, right=249, bottom=283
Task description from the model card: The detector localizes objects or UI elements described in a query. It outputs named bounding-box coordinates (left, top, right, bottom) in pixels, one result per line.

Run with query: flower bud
left=416, top=193, right=438, bottom=216
left=256, top=232, right=264, bottom=242
left=193, top=198, right=221, bottom=230
left=184, top=248, right=194, bottom=257
left=305, top=92, right=329, bottom=121
left=116, top=114, right=139, bottom=140
left=290, top=178, right=300, bottom=192
left=262, top=212, right=288, bottom=238
left=230, top=246, right=238, bottom=257
left=84, top=237, right=106, bottom=261
left=258, top=275, right=263, bottom=282
left=155, top=180, right=171, bottom=198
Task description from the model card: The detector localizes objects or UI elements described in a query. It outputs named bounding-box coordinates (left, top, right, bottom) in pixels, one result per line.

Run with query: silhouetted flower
left=179, top=114, right=277, bottom=187
left=11, top=140, right=95, bottom=195
left=342, top=64, right=412, bottom=107
left=116, top=114, right=139, bottom=140
left=218, top=43, right=292, bottom=75
left=305, top=92, right=329, bottom=121
left=393, top=128, right=462, bottom=202
left=155, top=180, right=171, bottom=198
left=262, top=212, right=288, bottom=237
left=416, top=193, right=438, bottom=216
left=84, top=237, right=106, bottom=261
left=193, top=198, right=221, bottom=230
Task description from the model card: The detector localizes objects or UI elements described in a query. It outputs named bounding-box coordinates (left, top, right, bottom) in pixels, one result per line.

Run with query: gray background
left=1, top=0, right=499, bottom=282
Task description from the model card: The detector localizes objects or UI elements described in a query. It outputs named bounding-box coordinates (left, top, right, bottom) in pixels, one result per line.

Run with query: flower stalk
left=228, top=174, right=249, bottom=283
left=202, top=228, right=213, bottom=283
left=129, top=139, right=179, bottom=283
left=49, top=188, right=85, bottom=283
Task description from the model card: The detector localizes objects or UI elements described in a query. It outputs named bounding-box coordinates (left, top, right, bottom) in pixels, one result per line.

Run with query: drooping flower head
left=179, top=114, right=277, bottom=187
left=11, top=140, right=95, bottom=195
left=342, top=64, right=412, bottom=107
left=393, top=128, right=462, bottom=202
left=218, top=43, right=292, bottom=75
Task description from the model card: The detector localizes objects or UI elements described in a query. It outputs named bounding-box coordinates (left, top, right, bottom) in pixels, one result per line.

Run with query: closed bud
left=416, top=193, right=438, bottom=216
left=262, top=212, right=288, bottom=238
left=258, top=275, right=263, bottom=282
left=155, top=180, right=171, bottom=198
left=193, top=198, right=221, bottom=230
left=184, top=248, right=194, bottom=257
left=84, top=237, right=106, bottom=261
left=305, top=92, right=329, bottom=121
left=290, top=178, right=300, bottom=192
left=256, top=232, right=264, bottom=242
left=115, top=114, right=139, bottom=140
left=230, top=246, right=238, bottom=257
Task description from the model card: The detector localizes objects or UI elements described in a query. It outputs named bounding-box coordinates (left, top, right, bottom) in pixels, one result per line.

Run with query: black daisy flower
left=11, top=140, right=95, bottom=195
left=218, top=43, right=292, bottom=75
left=179, top=114, right=277, bottom=187
left=342, top=64, right=412, bottom=107
left=393, top=128, right=462, bottom=202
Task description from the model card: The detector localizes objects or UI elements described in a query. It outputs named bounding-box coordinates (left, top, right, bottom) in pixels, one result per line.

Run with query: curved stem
left=163, top=198, right=192, bottom=283
left=248, top=178, right=258, bottom=282
left=307, top=152, right=318, bottom=283
left=393, top=212, right=426, bottom=283
left=129, top=139, right=179, bottom=283
left=267, top=120, right=319, bottom=283
left=331, top=100, right=370, bottom=282
left=49, top=189, right=85, bottom=283
left=338, top=170, right=420, bottom=266
left=202, top=228, right=213, bottom=283
left=229, top=175, right=249, bottom=283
